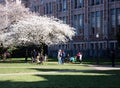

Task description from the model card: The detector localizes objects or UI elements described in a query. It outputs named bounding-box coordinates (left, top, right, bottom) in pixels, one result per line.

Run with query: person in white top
left=57, top=49, right=62, bottom=64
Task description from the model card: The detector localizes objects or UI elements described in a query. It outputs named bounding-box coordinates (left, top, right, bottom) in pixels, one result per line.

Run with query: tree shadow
left=29, top=68, right=95, bottom=73
left=0, top=68, right=120, bottom=88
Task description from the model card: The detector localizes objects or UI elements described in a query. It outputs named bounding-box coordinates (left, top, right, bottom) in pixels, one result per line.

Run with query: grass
left=82, top=58, right=120, bottom=65
left=0, top=58, right=120, bottom=88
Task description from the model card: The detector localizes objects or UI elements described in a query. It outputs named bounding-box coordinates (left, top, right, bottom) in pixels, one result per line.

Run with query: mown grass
left=82, top=58, right=120, bottom=65
left=0, top=58, right=120, bottom=88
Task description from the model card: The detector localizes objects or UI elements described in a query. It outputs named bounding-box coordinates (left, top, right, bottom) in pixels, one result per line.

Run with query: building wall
left=47, top=0, right=120, bottom=58
left=23, top=0, right=120, bottom=58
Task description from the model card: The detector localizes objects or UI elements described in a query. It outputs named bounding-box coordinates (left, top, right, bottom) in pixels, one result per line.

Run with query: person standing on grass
left=61, top=50, right=66, bottom=64
left=25, top=49, right=28, bottom=63
left=57, top=49, right=62, bottom=64
left=44, top=54, right=48, bottom=62
left=31, top=49, right=37, bottom=63
left=76, top=52, right=82, bottom=64
left=110, top=49, right=115, bottom=67
left=36, top=52, right=41, bottom=64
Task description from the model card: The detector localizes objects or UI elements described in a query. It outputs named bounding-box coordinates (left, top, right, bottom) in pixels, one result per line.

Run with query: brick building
left=29, top=0, right=120, bottom=58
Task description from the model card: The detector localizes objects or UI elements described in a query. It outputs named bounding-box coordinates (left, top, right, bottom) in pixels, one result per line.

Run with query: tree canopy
left=0, top=2, right=75, bottom=48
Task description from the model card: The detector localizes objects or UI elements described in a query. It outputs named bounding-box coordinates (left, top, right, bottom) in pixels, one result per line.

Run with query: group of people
left=30, top=49, right=47, bottom=64
left=57, top=49, right=66, bottom=64
left=57, top=49, right=82, bottom=64
left=69, top=52, right=82, bottom=63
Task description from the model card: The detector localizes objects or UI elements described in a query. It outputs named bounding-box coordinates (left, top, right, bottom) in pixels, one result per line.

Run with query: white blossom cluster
left=0, top=1, right=75, bottom=47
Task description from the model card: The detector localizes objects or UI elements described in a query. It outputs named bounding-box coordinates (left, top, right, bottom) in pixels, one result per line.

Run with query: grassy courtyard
left=0, top=58, right=120, bottom=88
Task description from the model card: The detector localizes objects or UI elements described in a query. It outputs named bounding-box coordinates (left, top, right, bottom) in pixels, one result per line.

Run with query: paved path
left=88, top=65, right=120, bottom=70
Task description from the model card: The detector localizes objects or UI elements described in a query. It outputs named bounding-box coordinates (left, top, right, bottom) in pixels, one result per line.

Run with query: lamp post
left=96, top=33, right=99, bottom=65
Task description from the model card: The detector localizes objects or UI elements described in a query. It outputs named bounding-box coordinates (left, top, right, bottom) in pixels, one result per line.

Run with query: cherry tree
left=0, top=4, right=7, bottom=31
left=0, top=1, right=31, bottom=46
left=9, top=15, right=75, bottom=54
left=0, top=1, right=32, bottom=59
left=0, top=1, right=75, bottom=56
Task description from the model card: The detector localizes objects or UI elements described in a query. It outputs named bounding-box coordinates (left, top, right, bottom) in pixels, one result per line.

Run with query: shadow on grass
left=0, top=69, right=120, bottom=88
left=30, top=67, right=120, bottom=76
left=29, top=67, right=94, bottom=73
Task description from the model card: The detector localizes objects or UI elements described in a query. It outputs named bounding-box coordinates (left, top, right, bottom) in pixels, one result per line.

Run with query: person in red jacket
left=76, top=52, right=82, bottom=63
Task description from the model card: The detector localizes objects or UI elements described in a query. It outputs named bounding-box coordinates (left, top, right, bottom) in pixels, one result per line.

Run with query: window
left=96, top=0, right=103, bottom=5
left=109, top=0, right=115, bottom=2
left=34, top=6, right=37, bottom=12
left=46, top=3, right=48, bottom=14
left=49, top=2, right=52, bottom=14
left=60, top=3, right=62, bottom=12
left=79, top=14, right=83, bottom=28
left=109, top=0, right=120, bottom=2
left=78, top=14, right=84, bottom=34
left=101, top=0, right=103, bottom=4
left=73, top=44, right=77, bottom=50
left=74, top=15, right=78, bottom=35
left=91, top=0, right=95, bottom=5
left=78, top=0, right=83, bottom=8
left=63, top=0, right=67, bottom=11
left=103, top=42, right=107, bottom=49
left=96, top=11, right=101, bottom=32
left=44, top=6, right=45, bottom=14
left=34, top=6, right=39, bottom=12
left=90, top=11, right=103, bottom=36
left=89, top=0, right=103, bottom=6
left=74, top=15, right=77, bottom=28
left=100, top=11, right=104, bottom=35
left=96, top=0, right=100, bottom=5
left=58, top=0, right=62, bottom=12
left=63, top=16, right=67, bottom=24
left=110, top=9, right=116, bottom=35
left=117, top=9, right=120, bottom=26
left=111, top=9, right=116, bottom=27
left=90, top=43, right=94, bottom=49
left=59, top=17, right=62, bottom=20
left=91, top=12, right=95, bottom=34
left=74, top=0, right=77, bottom=9
left=110, top=42, right=114, bottom=49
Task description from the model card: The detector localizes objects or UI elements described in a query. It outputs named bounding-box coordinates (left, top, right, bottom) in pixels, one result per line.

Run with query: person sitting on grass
left=69, top=57, right=76, bottom=63
left=36, top=53, right=44, bottom=64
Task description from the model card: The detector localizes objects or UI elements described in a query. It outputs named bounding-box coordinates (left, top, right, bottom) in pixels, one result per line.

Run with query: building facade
left=1, top=0, right=120, bottom=58
left=22, top=0, right=120, bottom=57
left=22, top=0, right=120, bottom=58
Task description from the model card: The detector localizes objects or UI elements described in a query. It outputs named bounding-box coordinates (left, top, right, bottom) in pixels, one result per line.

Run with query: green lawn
left=0, top=58, right=120, bottom=88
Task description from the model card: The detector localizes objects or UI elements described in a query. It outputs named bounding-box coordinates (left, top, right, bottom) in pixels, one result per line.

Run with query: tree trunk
left=40, top=43, right=44, bottom=56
